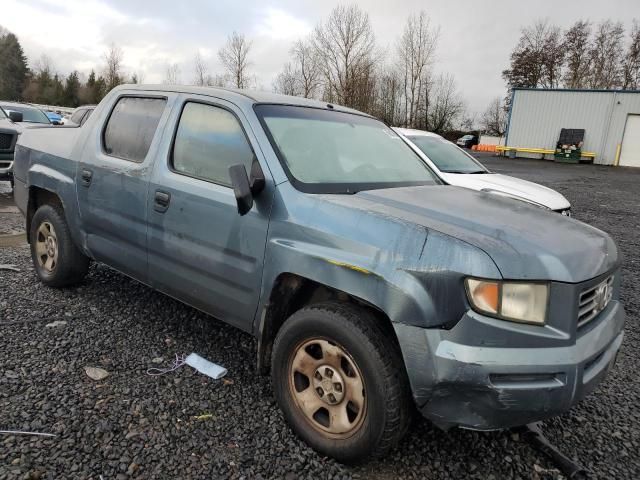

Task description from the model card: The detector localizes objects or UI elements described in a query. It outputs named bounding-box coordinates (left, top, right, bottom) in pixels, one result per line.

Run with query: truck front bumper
left=0, top=157, right=12, bottom=180
left=395, top=300, right=625, bottom=430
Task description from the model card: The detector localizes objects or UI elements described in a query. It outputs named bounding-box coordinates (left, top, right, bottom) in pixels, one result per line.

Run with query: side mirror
left=9, top=111, right=23, bottom=122
left=248, top=157, right=265, bottom=195
left=229, top=159, right=266, bottom=215
left=229, top=164, right=254, bottom=215
left=52, top=120, right=61, bottom=126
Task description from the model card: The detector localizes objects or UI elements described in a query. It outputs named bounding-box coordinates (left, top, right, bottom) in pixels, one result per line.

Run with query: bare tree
left=397, top=11, right=439, bottom=127
left=374, top=68, right=404, bottom=126
left=588, top=20, right=625, bottom=89
left=313, top=4, right=376, bottom=110
left=459, top=113, right=477, bottom=132
left=193, top=52, right=211, bottom=86
left=273, top=63, right=300, bottom=96
left=502, top=20, right=564, bottom=89
left=164, top=63, right=181, bottom=85
left=33, top=54, right=54, bottom=76
left=622, top=20, right=640, bottom=90
left=218, top=31, right=252, bottom=89
left=129, top=71, right=144, bottom=84
left=104, top=43, right=124, bottom=90
left=481, top=97, right=508, bottom=136
left=562, top=20, right=591, bottom=88
left=292, top=39, right=322, bottom=98
left=426, top=73, right=464, bottom=134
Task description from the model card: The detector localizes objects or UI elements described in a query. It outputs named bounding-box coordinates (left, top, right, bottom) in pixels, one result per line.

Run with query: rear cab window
left=70, top=109, right=86, bottom=124
left=103, top=97, right=167, bottom=162
left=170, top=102, right=254, bottom=186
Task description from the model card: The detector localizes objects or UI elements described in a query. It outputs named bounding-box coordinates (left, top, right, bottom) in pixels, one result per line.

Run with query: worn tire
left=30, top=204, right=89, bottom=287
left=271, top=301, right=411, bottom=463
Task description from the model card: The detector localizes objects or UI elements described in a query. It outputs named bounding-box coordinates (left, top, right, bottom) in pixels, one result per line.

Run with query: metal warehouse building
left=505, top=88, right=640, bottom=167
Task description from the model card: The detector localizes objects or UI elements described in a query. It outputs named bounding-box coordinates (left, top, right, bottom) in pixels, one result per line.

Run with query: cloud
left=255, top=7, right=312, bottom=40
left=3, top=0, right=640, bottom=113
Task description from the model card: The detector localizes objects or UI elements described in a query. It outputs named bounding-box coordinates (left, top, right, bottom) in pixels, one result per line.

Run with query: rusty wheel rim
left=35, top=221, right=58, bottom=273
left=288, top=338, right=366, bottom=438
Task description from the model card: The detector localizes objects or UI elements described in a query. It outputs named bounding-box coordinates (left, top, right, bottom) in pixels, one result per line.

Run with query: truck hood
left=331, top=185, right=616, bottom=283
left=438, top=172, right=571, bottom=212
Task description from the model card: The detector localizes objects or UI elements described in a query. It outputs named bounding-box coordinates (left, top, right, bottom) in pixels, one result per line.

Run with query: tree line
left=480, top=18, right=640, bottom=137
left=503, top=19, right=640, bottom=91
left=0, top=5, right=466, bottom=134
left=271, top=5, right=465, bottom=133
left=1, top=10, right=639, bottom=137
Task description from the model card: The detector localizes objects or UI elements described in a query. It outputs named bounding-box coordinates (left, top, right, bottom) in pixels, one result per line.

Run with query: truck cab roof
left=116, top=84, right=369, bottom=117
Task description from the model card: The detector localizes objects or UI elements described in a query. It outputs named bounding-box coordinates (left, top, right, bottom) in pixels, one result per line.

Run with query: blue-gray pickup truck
left=12, top=85, right=625, bottom=462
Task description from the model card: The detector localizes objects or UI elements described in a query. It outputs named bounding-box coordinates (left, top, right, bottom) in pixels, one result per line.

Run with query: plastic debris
left=517, top=422, right=587, bottom=479
left=45, top=320, right=67, bottom=328
left=194, top=413, right=215, bottom=421
left=0, top=264, right=20, bottom=272
left=0, top=430, right=56, bottom=438
left=146, top=354, right=186, bottom=376
left=84, top=367, right=110, bottom=381
left=185, top=353, right=227, bottom=380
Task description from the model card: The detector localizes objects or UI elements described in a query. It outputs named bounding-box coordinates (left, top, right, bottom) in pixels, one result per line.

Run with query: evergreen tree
left=94, top=76, right=107, bottom=103
left=0, top=32, right=29, bottom=100
left=63, top=71, right=81, bottom=107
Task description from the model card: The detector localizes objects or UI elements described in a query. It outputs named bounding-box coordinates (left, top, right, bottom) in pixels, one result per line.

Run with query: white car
left=394, top=128, right=572, bottom=215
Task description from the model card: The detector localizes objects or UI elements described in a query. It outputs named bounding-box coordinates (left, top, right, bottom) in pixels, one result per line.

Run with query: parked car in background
left=395, top=128, right=572, bottom=214
left=45, top=111, right=64, bottom=125
left=0, top=102, right=52, bottom=126
left=12, top=86, right=624, bottom=462
left=65, top=105, right=95, bottom=127
left=456, top=133, right=478, bottom=148
left=0, top=107, right=21, bottom=187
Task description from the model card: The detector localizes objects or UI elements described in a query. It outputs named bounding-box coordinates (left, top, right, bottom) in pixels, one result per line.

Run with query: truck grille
left=0, top=132, right=15, bottom=151
left=578, top=275, right=614, bottom=328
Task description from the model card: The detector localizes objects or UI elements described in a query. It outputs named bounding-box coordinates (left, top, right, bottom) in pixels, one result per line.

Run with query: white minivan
left=395, top=128, right=572, bottom=215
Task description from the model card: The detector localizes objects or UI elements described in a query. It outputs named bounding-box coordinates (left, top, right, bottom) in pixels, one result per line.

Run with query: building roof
left=512, top=87, right=640, bottom=94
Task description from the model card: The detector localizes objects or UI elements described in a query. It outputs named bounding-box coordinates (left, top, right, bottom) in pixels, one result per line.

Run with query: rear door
left=146, top=94, right=272, bottom=331
left=76, top=93, right=172, bottom=282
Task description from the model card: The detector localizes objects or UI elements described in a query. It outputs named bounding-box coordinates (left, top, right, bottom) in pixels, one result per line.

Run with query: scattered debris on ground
left=84, top=366, right=110, bottom=381
left=1, top=160, right=639, bottom=479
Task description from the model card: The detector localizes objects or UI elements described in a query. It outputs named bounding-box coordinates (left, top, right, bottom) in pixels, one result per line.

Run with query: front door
left=76, top=94, right=171, bottom=282
left=146, top=96, right=272, bottom=331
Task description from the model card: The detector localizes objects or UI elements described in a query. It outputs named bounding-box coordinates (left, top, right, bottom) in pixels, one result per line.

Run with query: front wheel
left=271, top=302, right=411, bottom=463
left=30, top=204, right=89, bottom=287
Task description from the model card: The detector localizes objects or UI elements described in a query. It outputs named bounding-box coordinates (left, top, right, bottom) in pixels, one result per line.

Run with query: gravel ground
left=0, top=157, right=638, bottom=480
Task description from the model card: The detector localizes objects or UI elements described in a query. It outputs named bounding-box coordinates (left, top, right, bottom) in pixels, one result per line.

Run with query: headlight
left=465, top=278, right=549, bottom=325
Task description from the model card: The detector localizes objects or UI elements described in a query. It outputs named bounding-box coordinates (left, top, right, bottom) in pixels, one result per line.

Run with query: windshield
left=256, top=105, right=439, bottom=193
left=0, top=108, right=6, bottom=119
left=1, top=105, right=50, bottom=124
left=407, top=135, right=488, bottom=174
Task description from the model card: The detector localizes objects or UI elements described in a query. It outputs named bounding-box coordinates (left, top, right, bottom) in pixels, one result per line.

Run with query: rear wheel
left=30, top=204, right=89, bottom=287
left=271, top=302, right=411, bottom=463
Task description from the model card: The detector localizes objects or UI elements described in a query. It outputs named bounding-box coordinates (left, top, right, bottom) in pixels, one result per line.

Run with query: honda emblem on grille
left=594, top=283, right=609, bottom=313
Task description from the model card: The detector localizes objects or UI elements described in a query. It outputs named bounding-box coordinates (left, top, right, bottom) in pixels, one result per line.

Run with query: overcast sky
left=3, top=0, right=639, bottom=114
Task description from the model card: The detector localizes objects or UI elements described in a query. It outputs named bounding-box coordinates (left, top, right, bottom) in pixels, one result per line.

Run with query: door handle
left=80, top=169, right=93, bottom=187
left=154, top=190, right=171, bottom=212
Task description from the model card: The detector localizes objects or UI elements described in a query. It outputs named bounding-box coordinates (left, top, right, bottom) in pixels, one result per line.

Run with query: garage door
left=619, top=115, right=640, bottom=167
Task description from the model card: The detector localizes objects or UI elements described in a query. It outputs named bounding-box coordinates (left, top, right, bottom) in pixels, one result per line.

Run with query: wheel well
left=26, top=187, right=63, bottom=243
left=256, top=273, right=400, bottom=375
